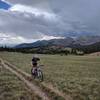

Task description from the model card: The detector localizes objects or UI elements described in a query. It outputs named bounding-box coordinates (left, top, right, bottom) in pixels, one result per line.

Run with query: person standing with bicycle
left=31, top=55, right=40, bottom=76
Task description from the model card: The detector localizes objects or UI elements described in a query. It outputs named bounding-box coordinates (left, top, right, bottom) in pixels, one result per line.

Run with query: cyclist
left=31, top=55, right=40, bottom=76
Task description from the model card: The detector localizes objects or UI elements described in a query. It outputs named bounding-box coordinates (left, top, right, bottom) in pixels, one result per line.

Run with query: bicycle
left=31, top=65, right=44, bottom=82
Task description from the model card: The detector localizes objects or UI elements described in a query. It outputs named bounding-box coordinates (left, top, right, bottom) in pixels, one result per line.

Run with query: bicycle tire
left=37, top=70, right=44, bottom=82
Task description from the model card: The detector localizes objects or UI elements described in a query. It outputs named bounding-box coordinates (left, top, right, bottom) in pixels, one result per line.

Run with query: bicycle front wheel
left=37, top=70, right=44, bottom=82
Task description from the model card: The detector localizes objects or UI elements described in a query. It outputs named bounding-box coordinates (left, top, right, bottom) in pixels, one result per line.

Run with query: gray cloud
left=50, top=0, right=100, bottom=33
left=0, top=0, right=100, bottom=45
left=0, top=9, right=61, bottom=38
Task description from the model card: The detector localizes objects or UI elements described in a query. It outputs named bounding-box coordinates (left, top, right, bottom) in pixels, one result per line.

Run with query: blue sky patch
left=0, top=0, right=11, bottom=10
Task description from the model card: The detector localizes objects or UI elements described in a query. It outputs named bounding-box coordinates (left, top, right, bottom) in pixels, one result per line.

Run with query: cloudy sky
left=0, top=0, right=100, bottom=45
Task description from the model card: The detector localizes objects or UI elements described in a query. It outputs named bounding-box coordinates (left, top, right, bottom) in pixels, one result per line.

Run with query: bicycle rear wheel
left=31, top=68, right=37, bottom=79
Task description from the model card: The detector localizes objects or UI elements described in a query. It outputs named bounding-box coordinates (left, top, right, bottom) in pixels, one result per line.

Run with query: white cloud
left=9, top=4, right=57, bottom=20
left=0, top=33, right=35, bottom=45
left=40, top=34, right=65, bottom=40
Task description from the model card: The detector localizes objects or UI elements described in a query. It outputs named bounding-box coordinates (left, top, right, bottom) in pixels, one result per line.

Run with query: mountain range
left=15, top=35, right=100, bottom=49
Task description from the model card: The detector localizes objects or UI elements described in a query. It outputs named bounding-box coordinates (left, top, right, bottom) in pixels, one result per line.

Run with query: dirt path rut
left=0, top=59, right=50, bottom=100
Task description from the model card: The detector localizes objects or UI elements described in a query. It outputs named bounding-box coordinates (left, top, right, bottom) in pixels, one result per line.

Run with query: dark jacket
left=32, top=57, right=40, bottom=65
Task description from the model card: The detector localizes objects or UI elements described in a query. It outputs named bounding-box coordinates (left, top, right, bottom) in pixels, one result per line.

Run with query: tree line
left=0, top=42, right=100, bottom=55
left=0, top=46, right=84, bottom=55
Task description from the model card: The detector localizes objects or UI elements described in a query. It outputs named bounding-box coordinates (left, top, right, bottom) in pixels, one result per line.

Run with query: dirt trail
left=0, top=58, right=72, bottom=100
left=0, top=59, right=50, bottom=100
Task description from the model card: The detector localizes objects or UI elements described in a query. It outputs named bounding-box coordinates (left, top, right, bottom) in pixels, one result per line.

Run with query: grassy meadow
left=0, top=52, right=100, bottom=100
